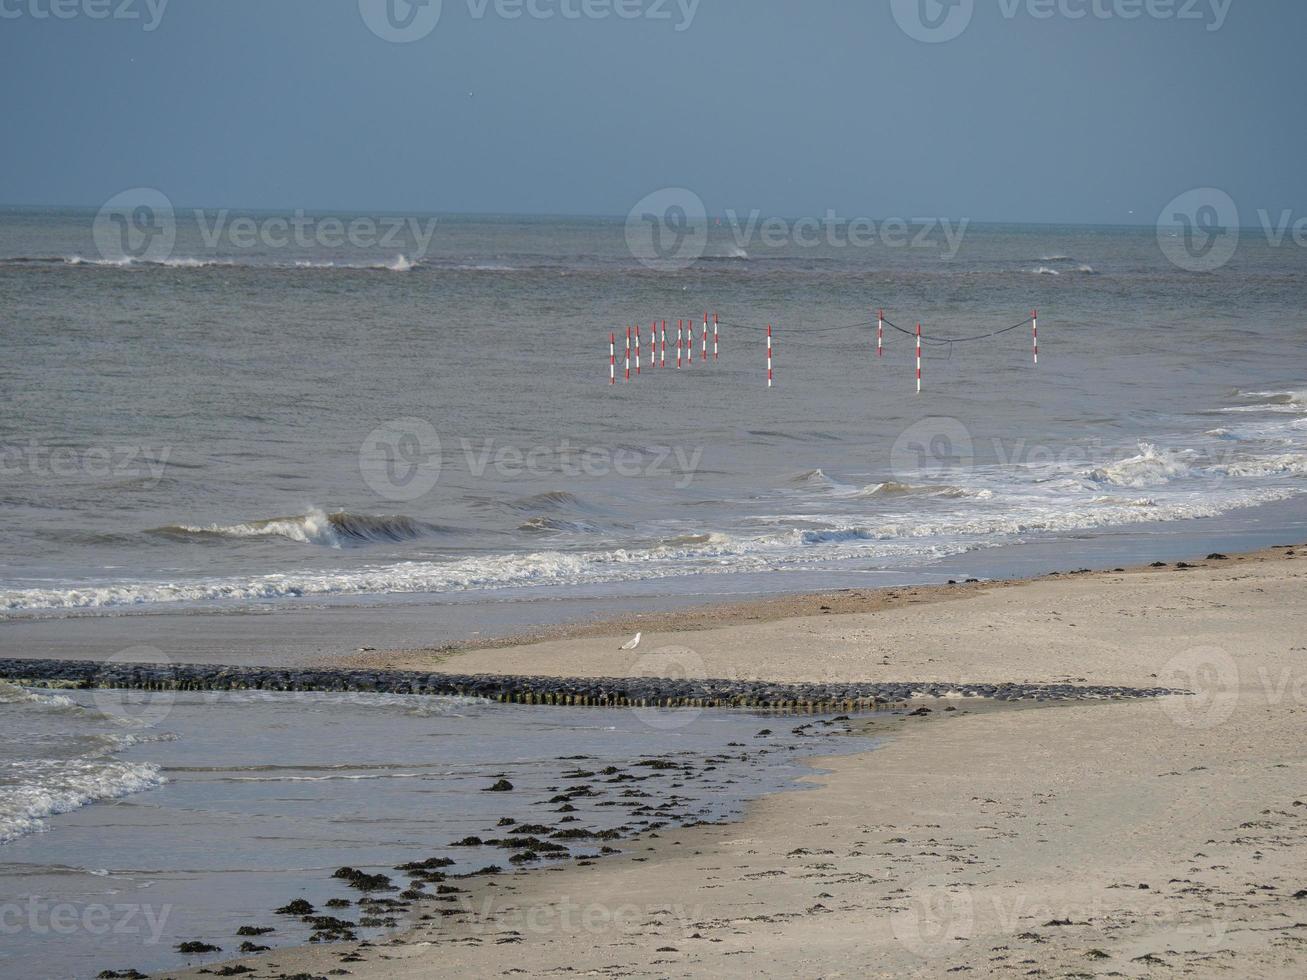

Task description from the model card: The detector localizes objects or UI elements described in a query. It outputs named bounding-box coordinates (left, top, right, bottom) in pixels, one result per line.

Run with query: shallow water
left=1, top=211, right=1305, bottom=625
left=0, top=683, right=870, bottom=979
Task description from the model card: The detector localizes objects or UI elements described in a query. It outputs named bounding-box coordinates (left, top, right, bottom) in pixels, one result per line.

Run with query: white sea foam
left=1210, top=453, right=1307, bottom=478
left=0, top=681, right=76, bottom=707
left=0, top=758, right=165, bottom=843
left=3, top=485, right=1294, bottom=612
left=379, top=254, right=414, bottom=272
left=1085, top=443, right=1195, bottom=487
left=47, top=254, right=419, bottom=272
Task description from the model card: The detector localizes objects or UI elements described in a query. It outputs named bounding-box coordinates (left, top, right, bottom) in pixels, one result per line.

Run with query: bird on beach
left=619, top=632, right=642, bottom=651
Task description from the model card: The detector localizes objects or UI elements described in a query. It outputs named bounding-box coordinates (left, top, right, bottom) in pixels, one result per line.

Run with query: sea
left=1, top=207, right=1305, bottom=977
left=2, top=210, right=1304, bottom=639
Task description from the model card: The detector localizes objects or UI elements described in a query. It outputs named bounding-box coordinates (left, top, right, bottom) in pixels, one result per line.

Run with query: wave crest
left=1085, top=444, right=1194, bottom=488
left=152, top=508, right=449, bottom=548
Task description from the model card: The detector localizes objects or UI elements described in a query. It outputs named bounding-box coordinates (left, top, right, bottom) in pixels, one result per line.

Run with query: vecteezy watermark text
left=194, top=211, right=439, bottom=255
left=0, top=898, right=172, bottom=943
left=360, top=419, right=705, bottom=501
left=358, top=0, right=699, bottom=43
left=457, top=894, right=705, bottom=936
left=625, top=187, right=968, bottom=271
left=92, top=188, right=440, bottom=264
left=891, top=0, right=1232, bottom=44
left=0, top=441, right=170, bottom=485
left=460, top=438, right=703, bottom=487
left=0, top=0, right=169, bottom=30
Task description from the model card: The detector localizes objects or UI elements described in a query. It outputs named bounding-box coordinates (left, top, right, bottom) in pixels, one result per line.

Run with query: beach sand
left=163, top=546, right=1307, bottom=978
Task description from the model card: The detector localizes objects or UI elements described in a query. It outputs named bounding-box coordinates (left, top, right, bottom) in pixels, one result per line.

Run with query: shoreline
left=337, top=542, right=1298, bottom=677
left=150, top=539, right=1307, bottom=978
left=5, top=490, right=1305, bottom=669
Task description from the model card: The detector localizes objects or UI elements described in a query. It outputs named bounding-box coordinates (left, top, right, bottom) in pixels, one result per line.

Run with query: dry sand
left=168, top=546, right=1307, bottom=978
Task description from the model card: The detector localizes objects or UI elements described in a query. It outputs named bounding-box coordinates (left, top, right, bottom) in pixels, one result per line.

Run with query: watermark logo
left=92, top=646, right=176, bottom=729
left=890, top=417, right=975, bottom=481
left=1158, top=645, right=1239, bottom=730
left=891, top=0, right=1232, bottom=43
left=359, top=0, right=443, bottom=42
left=891, top=876, right=975, bottom=958
left=1157, top=187, right=1240, bottom=272
left=93, top=188, right=176, bottom=264
left=359, top=418, right=444, bottom=502
left=891, top=0, right=975, bottom=43
left=359, top=423, right=705, bottom=503
left=628, top=645, right=707, bottom=730
left=625, top=187, right=709, bottom=271
left=361, top=0, right=698, bottom=39
left=625, top=191, right=968, bottom=268
left=460, top=438, right=703, bottom=488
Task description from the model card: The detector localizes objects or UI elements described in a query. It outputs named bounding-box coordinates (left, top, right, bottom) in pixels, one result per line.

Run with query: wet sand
left=152, top=542, right=1307, bottom=979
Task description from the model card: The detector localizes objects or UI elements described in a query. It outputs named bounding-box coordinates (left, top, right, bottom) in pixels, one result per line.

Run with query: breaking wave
left=151, top=508, right=450, bottom=548
left=1085, top=444, right=1195, bottom=488
left=0, top=758, right=165, bottom=843
left=4, top=483, right=1294, bottom=613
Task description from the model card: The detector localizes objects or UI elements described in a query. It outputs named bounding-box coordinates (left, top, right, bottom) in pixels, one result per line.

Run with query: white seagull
left=619, top=632, right=642, bottom=651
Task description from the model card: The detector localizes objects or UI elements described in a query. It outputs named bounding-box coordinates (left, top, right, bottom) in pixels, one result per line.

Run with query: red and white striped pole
left=677, top=320, right=683, bottom=368
left=1032, top=309, right=1039, bottom=365
left=767, top=324, right=773, bottom=388
left=660, top=320, right=666, bottom=368
left=915, top=323, right=922, bottom=394
left=609, top=332, right=615, bottom=385
left=625, top=326, right=631, bottom=382
left=713, top=312, right=719, bottom=360
left=702, top=313, right=708, bottom=362
left=635, top=325, right=641, bottom=376
left=877, top=309, right=884, bottom=357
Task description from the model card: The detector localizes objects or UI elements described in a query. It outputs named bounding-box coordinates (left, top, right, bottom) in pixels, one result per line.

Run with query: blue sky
left=1, top=0, right=1302, bottom=223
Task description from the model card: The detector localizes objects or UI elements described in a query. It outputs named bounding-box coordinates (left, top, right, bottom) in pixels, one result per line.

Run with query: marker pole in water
left=636, top=325, right=641, bottom=376
left=1032, top=310, right=1039, bottom=365
left=767, top=324, right=773, bottom=388
left=702, top=313, right=708, bottom=361
left=677, top=320, right=683, bottom=368
left=713, top=312, right=719, bottom=360
left=661, top=320, right=667, bottom=368
left=877, top=309, right=884, bottom=357
left=609, top=332, right=615, bottom=385
left=625, top=326, right=631, bottom=382
left=915, top=323, right=922, bottom=394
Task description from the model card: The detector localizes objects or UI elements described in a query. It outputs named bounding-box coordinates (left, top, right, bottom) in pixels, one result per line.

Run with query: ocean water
left=0, top=680, right=866, bottom=979
left=1, top=208, right=1304, bottom=628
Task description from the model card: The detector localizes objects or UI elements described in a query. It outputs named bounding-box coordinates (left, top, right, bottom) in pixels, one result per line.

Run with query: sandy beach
left=148, top=544, right=1307, bottom=979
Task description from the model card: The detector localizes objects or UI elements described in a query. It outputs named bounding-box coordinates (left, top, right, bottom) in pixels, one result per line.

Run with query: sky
left=1, top=0, right=1303, bottom=224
